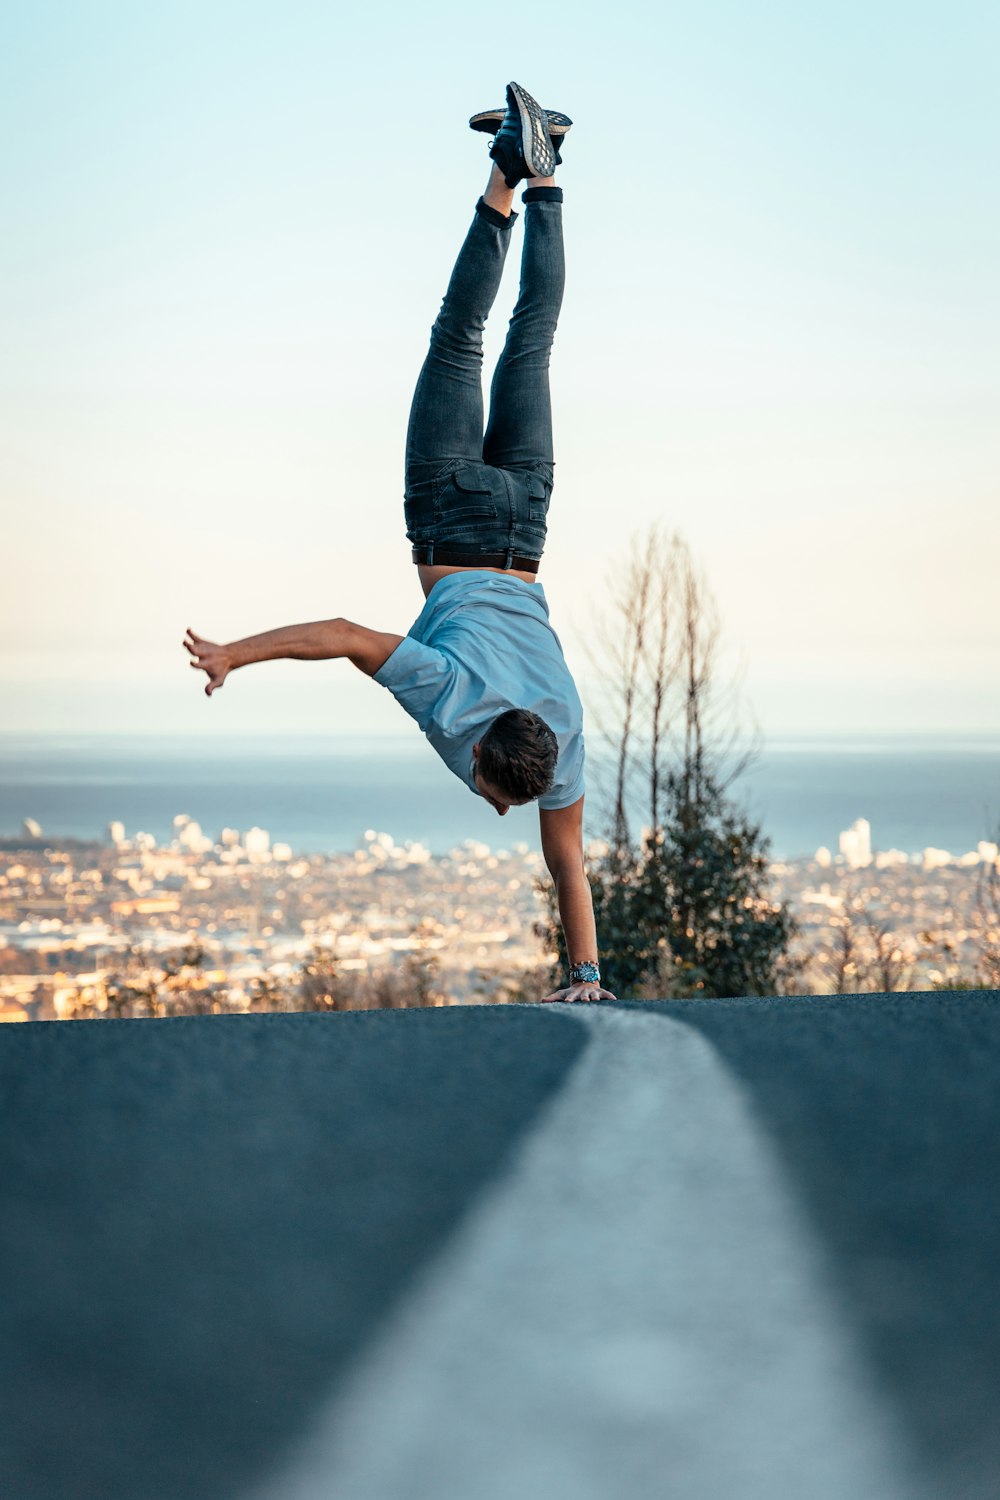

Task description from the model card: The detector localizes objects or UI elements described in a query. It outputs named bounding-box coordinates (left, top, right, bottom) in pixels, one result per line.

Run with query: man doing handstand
left=184, top=81, right=615, bottom=1003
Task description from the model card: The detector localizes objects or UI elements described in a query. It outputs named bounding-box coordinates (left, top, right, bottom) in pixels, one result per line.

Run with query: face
left=473, top=744, right=532, bottom=816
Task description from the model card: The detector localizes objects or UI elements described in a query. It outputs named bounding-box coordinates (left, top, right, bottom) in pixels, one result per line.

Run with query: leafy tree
left=635, top=770, right=797, bottom=997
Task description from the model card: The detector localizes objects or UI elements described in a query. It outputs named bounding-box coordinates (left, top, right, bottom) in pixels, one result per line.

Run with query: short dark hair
left=478, top=708, right=558, bottom=803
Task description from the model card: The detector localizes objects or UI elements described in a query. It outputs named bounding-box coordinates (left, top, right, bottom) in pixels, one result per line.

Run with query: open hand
left=183, top=628, right=232, bottom=696
left=539, top=981, right=617, bottom=1003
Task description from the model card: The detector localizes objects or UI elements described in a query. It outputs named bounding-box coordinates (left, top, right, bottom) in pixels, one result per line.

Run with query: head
left=473, top=708, right=558, bottom=816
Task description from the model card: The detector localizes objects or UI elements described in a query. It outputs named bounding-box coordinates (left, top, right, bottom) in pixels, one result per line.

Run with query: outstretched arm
left=183, top=620, right=404, bottom=695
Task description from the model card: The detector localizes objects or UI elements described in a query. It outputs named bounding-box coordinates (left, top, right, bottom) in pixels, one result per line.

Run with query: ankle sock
left=475, top=195, right=518, bottom=229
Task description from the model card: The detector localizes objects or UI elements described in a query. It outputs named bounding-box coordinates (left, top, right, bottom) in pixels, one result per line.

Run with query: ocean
left=1, top=733, right=998, bottom=861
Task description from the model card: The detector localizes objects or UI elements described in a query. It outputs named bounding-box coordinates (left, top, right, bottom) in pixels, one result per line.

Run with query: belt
left=411, top=544, right=540, bottom=573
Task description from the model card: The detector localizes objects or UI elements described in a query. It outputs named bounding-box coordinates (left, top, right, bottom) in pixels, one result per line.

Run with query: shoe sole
left=469, top=108, right=572, bottom=137
left=507, top=81, right=556, bottom=178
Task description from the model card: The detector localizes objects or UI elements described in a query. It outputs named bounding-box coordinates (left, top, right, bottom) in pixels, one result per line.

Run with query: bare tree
left=574, top=525, right=660, bottom=848
left=829, top=914, right=862, bottom=994
left=248, top=974, right=292, bottom=1012
left=864, top=916, right=914, bottom=994
left=824, top=888, right=915, bottom=995
left=637, top=532, right=678, bottom=838
left=541, top=521, right=795, bottom=999
left=574, top=525, right=758, bottom=842
left=297, top=943, right=352, bottom=1011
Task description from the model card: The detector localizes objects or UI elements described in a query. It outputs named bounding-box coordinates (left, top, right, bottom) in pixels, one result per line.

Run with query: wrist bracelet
left=570, top=960, right=600, bottom=985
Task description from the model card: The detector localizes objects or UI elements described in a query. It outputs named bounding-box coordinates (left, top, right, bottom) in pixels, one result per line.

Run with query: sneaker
left=470, top=106, right=572, bottom=166
left=484, top=81, right=556, bottom=187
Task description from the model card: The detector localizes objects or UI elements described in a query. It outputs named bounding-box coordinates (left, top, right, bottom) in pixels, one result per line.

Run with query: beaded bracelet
left=570, top=960, right=601, bottom=985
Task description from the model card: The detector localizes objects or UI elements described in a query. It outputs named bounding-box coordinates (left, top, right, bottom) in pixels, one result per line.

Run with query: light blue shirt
left=372, top=571, right=586, bottom=810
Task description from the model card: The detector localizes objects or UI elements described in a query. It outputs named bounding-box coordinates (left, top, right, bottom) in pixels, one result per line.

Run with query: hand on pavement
left=539, top=981, right=617, bottom=1003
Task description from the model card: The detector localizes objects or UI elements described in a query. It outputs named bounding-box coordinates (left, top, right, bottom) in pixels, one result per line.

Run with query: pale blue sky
left=2, top=0, right=997, bottom=735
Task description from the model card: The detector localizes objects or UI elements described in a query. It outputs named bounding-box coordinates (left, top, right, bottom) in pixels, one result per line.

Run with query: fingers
left=183, top=628, right=214, bottom=657
left=539, top=987, right=616, bottom=1004
left=185, top=638, right=219, bottom=673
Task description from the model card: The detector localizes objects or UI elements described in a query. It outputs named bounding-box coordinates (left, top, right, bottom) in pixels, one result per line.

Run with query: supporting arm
left=538, top=795, right=617, bottom=1002
left=554, top=865, right=600, bottom=972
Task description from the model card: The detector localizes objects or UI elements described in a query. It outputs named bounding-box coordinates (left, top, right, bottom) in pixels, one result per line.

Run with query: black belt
left=411, top=544, right=540, bottom=573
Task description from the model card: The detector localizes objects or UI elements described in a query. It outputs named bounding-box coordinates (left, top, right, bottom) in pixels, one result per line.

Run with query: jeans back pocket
left=524, top=472, right=550, bottom=524
left=433, top=463, right=500, bottom=528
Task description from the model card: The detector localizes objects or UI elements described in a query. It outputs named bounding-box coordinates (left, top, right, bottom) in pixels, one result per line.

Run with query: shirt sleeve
left=371, top=635, right=455, bottom=734
left=537, top=732, right=586, bottom=810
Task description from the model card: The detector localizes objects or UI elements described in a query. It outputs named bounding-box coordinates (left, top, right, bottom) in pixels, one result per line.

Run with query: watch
left=570, top=960, right=601, bottom=985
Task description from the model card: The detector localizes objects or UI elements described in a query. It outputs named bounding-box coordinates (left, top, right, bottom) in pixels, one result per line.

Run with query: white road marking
left=243, top=1005, right=932, bottom=1500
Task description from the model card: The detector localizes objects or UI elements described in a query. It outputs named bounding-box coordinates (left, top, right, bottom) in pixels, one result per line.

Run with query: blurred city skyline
left=2, top=0, right=998, bottom=736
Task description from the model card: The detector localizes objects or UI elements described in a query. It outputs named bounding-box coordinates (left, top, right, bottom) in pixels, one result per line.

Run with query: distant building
left=455, top=839, right=491, bottom=861
left=23, top=818, right=43, bottom=838
left=923, top=848, right=953, bottom=871
left=814, top=846, right=832, bottom=868
left=178, top=820, right=212, bottom=855
left=108, top=821, right=126, bottom=846
left=838, top=818, right=872, bottom=869
left=244, top=827, right=271, bottom=863
left=979, top=841, right=1000, bottom=867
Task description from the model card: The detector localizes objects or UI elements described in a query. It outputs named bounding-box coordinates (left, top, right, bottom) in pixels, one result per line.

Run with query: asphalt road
left=1, top=992, right=998, bottom=1500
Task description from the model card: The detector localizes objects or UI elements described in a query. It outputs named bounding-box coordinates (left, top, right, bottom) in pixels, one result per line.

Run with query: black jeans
left=403, top=188, right=565, bottom=567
